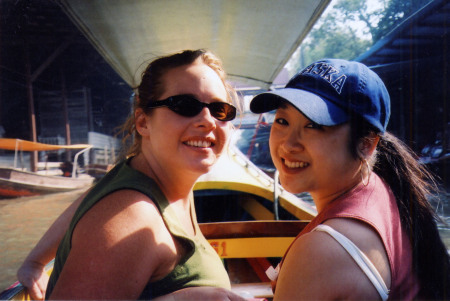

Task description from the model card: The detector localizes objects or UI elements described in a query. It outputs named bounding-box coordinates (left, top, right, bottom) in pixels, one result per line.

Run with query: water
left=1, top=189, right=450, bottom=292
left=0, top=189, right=86, bottom=291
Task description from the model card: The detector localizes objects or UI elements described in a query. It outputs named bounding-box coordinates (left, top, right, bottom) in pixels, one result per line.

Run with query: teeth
left=285, top=159, right=309, bottom=168
left=186, top=140, right=212, bottom=148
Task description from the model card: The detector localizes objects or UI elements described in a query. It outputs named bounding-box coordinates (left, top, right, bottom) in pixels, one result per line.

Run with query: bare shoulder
left=323, top=218, right=392, bottom=287
left=275, top=229, right=351, bottom=300
left=323, top=218, right=384, bottom=251
left=72, top=188, right=173, bottom=261
left=72, top=189, right=167, bottom=244
left=274, top=220, right=386, bottom=300
left=50, top=189, right=173, bottom=299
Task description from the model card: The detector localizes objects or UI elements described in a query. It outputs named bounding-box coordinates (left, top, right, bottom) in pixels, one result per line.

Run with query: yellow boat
left=0, top=0, right=328, bottom=298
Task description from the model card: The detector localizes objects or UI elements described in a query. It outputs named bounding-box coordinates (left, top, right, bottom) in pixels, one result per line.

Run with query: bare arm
left=17, top=189, right=88, bottom=300
left=48, top=189, right=179, bottom=299
left=48, top=190, right=250, bottom=300
left=274, top=219, right=389, bottom=300
left=34, top=188, right=251, bottom=300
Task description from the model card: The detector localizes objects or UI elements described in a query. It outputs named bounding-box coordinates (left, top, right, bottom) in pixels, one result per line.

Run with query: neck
left=130, top=153, right=198, bottom=203
left=311, top=178, right=362, bottom=213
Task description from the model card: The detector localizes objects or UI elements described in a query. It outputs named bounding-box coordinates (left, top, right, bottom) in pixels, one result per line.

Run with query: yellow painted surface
left=239, top=197, right=274, bottom=220
left=208, top=237, right=294, bottom=258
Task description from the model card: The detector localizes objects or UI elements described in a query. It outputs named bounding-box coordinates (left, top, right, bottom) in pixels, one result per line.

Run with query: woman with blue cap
left=251, top=59, right=450, bottom=300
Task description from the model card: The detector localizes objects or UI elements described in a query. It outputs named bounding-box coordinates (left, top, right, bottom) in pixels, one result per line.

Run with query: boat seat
left=199, top=220, right=307, bottom=258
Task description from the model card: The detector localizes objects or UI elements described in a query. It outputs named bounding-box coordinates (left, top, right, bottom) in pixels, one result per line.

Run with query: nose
left=194, top=107, right=217, bottom=130
left=281, top=128, right=304, bottom=153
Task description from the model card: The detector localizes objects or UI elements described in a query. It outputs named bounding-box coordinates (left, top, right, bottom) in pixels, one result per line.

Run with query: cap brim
left=250, top=88, right=349, bottom=126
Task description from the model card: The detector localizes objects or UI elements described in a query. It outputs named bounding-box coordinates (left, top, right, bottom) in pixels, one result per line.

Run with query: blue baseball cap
left=250, top=59, right=390, bottom=133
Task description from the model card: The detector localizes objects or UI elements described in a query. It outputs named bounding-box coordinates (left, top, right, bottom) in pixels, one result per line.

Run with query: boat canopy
left=59, top=0, right=330, bottom=89
left=0, top=138, right=92, bottom=152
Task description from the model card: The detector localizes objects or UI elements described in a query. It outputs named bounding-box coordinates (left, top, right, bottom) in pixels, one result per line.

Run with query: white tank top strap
left=313, top=224, right=389, bottom=301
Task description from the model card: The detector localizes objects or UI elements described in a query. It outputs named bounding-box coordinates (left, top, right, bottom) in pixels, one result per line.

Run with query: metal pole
left=61, top=68, right=71, bottom=161
left=273, top=169, right=280, bottom=220
left=24, top=45, right=38, bottom=172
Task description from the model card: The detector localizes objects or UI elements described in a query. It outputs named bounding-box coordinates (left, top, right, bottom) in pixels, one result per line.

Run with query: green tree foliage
left=373, top=0, right=432, bottom=40
left=295, top=0, right=432, bottom=70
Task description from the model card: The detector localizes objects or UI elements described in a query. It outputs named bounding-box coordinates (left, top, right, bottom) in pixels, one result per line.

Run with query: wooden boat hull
left=0, top=168, right=94, bottom=198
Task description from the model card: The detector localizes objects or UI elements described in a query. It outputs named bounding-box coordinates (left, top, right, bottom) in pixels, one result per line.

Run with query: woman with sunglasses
left=250, top=59, right=450, bottom=300
left=17, top=49, right=246, bottom=300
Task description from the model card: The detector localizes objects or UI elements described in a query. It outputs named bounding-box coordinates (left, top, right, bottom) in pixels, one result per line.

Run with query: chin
left=191, top=161, right=216, bottom=175
left=280, top=179, right=304, bottom=195
left=284, top=186, right=304, bottom=194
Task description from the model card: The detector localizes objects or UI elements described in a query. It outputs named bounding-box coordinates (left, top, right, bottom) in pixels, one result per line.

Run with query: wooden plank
left=199, top=220, right=307, bottom=239
left=207, top=237, right=295, bottom=258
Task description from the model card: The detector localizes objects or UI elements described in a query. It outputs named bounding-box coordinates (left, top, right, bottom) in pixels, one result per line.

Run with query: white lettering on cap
left=301, top=62, right=347, bottom=95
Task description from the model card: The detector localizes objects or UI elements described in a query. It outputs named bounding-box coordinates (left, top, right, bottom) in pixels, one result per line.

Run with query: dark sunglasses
left=147, top=95, right=237, bottom=121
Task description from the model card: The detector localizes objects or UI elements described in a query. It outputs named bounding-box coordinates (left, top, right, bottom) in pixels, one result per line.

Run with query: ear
left=135, top=108, right=150, bottom=137
left=357, top=132, right=380, bottom=158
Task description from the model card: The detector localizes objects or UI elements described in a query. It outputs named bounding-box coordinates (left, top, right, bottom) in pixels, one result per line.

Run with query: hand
left=154, top=286, right=248, bottom=301
left=17, top=261, right=49, bottom=301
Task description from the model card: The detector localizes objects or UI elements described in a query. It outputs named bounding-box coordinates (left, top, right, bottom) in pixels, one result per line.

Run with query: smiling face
left=269, top=102, right=361, bottom=207
left=137, top=59, right=231, bottom=180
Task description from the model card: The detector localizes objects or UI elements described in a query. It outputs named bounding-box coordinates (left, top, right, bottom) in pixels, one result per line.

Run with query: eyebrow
left=172, top=94, right=228, bottom=103
left=278, top=100, right=290, bottom=109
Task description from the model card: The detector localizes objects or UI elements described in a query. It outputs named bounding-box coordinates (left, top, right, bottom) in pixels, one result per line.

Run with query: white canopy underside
left=60, top=0, right=330, bottom=89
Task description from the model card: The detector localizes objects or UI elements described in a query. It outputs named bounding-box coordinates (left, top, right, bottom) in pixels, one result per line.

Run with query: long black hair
left=350, top=116, right=450, bottom=300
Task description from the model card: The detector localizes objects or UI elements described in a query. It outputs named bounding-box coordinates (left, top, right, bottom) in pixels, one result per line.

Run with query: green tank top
left=46, top=159, right=230, bottom=299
